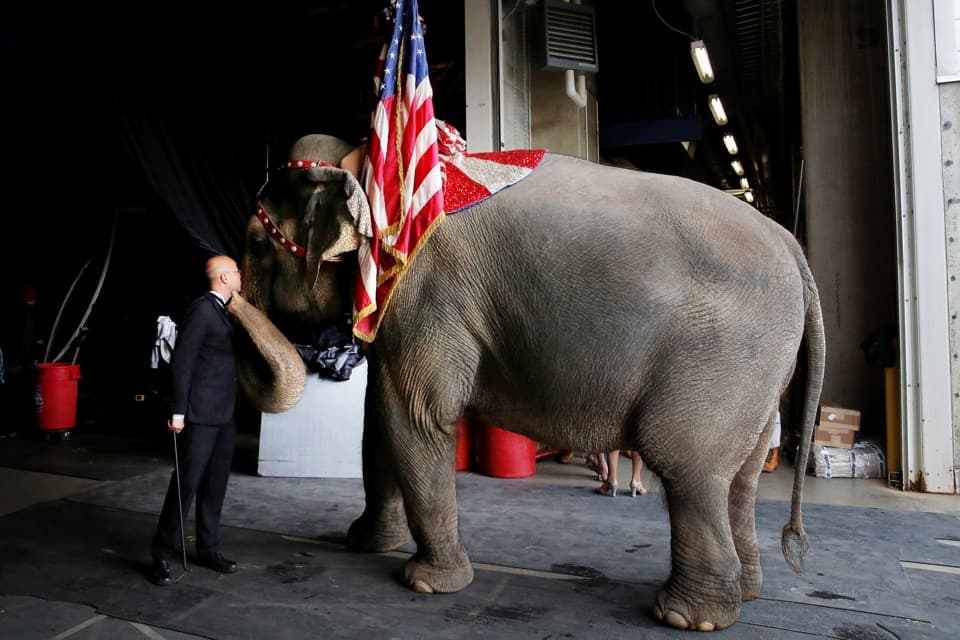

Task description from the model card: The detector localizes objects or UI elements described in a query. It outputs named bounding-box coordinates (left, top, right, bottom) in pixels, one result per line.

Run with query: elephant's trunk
left=227, top=292, right=306, bottom=413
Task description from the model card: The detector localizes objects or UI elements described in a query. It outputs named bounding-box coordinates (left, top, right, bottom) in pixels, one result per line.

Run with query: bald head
left=206, top=256, right=236, bottom=281
left=206, top=255, right=242, bottom=298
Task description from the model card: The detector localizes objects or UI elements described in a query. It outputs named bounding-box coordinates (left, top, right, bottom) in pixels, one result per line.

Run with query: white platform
left=257, top=361, right=366, bottom=478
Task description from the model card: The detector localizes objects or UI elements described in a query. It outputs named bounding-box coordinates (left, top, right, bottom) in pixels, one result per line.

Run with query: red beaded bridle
left=255, top=159, right=339, bottom=259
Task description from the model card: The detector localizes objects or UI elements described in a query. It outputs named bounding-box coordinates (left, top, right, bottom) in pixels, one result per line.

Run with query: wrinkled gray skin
left=234, top=134, right=825, bottom=632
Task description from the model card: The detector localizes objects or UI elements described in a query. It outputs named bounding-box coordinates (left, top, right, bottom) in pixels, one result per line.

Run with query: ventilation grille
left=542, top=0, right=598, bottom=72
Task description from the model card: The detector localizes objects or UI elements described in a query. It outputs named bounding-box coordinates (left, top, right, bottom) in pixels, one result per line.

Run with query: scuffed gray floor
left=1, top=433, right=958, bottom=638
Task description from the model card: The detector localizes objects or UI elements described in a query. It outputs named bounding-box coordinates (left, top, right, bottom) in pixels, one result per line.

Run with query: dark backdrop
left=0, top=1, right=466, bottom=433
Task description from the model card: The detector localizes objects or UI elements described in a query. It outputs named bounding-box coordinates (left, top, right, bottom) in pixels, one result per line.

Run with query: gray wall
left=797, top=0, right=898, bottom=437
left=530, top=69, right=598, bottom=161
left=943, top=81, right=960, bottom=473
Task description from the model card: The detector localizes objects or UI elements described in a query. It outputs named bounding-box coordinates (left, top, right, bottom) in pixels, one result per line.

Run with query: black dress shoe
left=150, top=557, right=173, bottom=586
left=196, top=551, right=238, bottom=574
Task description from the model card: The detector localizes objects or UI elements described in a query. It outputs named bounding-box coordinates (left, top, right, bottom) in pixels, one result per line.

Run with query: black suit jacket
left=170, top=292, right=237, bottom=425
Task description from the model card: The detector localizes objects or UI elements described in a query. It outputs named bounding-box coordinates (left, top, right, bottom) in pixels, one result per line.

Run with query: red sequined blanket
left=441, top=149, right=547, bottom=214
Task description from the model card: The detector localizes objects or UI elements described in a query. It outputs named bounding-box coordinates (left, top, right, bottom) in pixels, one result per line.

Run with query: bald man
left=150, top=255, right=243, bottom=585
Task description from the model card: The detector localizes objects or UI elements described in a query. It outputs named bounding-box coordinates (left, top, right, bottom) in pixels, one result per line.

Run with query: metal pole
left=792, top=159, right=804, bottom=237
left=172, top=431, right=189, bottom=572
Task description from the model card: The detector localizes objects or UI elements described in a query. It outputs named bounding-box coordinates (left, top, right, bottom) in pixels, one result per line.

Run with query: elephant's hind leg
left=654, top=475, right=742, bottom=631
left=729, top=412, right=776, bottom=601
left=347, top=378, right=412, bottom=553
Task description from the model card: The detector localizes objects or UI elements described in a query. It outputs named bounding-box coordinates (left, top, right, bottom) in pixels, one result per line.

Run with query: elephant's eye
left=249, top=233, right=271, bottom=258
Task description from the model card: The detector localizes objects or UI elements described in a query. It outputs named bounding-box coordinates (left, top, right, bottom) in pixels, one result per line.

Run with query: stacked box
left=813, top=403, right=860, bottom=449
left=810, top=441, right=886, bottom=479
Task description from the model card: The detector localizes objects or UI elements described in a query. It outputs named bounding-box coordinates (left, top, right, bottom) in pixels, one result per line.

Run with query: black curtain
left=118, top=102, right=262, bottom=260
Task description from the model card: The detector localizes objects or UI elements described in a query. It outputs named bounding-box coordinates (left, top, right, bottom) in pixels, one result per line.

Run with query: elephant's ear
left=301, top=156, right=373, bottom=251
left=339, top=167, right=373, bottom=239
left=302, top=165, right=373, bottom=289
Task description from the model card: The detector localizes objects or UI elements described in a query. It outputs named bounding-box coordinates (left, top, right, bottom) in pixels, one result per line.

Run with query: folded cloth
left=151, top=316, right=177, bottom=369
left=294, top=320, right=365, bottom=381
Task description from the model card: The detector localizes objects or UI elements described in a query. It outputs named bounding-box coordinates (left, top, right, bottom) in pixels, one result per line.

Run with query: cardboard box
left=814, top=424, right=856, bottom=448
left=816, top=403, right=860, bottom=431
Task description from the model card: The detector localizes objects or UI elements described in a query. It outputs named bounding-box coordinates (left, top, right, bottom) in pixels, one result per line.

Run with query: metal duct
left=541, top=0, right=598, bottom=72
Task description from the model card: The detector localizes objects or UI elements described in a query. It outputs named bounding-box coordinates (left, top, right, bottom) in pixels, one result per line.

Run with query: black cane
left=172, top=431, right=189, bottom=572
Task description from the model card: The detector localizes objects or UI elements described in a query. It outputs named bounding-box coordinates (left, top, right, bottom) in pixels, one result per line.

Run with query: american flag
left=354, top=0, right=444, bottom=342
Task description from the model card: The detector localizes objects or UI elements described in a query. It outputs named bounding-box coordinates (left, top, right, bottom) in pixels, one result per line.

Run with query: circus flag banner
left=355, top=0, right=444, bottom=342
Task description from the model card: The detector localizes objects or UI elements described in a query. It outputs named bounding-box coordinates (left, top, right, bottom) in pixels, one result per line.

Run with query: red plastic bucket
left=34, top=363, right=81, bottom=431
left=455, top=417, right=471, bottom=471
left=476, top=421, right=537, bottom=478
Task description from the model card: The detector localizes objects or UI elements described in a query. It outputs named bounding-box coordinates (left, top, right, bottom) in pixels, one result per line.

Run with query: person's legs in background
left=628, top=450, right=646, bottom=496
left=763, top=410, right=781, bottom=473
left=596, top=451, right=619, bottom=496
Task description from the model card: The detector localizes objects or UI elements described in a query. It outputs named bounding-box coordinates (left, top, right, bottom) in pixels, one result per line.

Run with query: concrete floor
left=539, top=451, right=960, bottom=515
left=1, top=429, right=959, bottom=639
left=7, top=436, right=954, bottom=518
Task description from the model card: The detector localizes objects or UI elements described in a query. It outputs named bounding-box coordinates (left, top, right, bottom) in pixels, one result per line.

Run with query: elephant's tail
left=781, top=282, right=825, bottom=574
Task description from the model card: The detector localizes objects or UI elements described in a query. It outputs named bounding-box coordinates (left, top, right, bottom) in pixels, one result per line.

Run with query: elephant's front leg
left=655, top=476, right=742, bottom=631
left=347, top=377, right=411, bottom=553
left=397, top=422, right=473, bottom=594
left=382, top=392, right=473, bottom=593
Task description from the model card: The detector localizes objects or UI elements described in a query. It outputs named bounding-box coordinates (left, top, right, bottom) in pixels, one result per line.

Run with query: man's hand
left=168, top=416, right=185, bottom=433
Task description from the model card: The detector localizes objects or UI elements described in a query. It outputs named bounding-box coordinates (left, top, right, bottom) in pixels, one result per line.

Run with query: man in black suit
left=150, top=255, right=243, bottom=586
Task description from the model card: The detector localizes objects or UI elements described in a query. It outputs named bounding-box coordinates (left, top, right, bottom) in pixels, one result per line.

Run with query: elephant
left=227, top=134, right=825, bottom=632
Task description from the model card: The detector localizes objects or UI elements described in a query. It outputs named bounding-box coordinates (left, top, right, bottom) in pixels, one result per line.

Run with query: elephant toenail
left=697, top=622, right=716, bottom=632
left=411, top=580, right=434, bottom=594
left=664, top=610, right=690, bottom=629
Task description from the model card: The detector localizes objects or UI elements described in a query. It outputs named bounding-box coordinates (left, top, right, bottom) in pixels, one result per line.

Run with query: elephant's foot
left=347, top=511, right=411, bottom=553
left=402, top=546, right=474, bottom=594
left=738, top=561, right=763, bottom=601
left=653, top=579, right=741, bottom=632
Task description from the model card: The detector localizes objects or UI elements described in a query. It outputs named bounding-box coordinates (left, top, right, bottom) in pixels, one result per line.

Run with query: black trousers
left=152, top=419, right=236, bottom=558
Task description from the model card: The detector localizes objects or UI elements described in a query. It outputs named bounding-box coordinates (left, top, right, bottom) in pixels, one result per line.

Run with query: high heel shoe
left=595, top=480, right=618, bottom=497
left=629, top=479, right=646, bottom=497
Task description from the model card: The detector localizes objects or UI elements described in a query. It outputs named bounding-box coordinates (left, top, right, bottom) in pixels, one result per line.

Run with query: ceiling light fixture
left=722, top=133, right=738, bottom=155
left=650, top=1, right=713, bottom=84
left=744, top=191, right=755, bottom=203
left=708, top=94, right=727, bottom=125
left=690, top=40, right=715, bottom=84
left=731, top=160, right=744, bottom=176
left=740, top=177, right=750, bottom=190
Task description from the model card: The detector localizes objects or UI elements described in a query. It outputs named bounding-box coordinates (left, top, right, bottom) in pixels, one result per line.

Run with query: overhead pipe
left=563, top=0, right=588, bottom=109
left=565, top=69, right=588, bottom=108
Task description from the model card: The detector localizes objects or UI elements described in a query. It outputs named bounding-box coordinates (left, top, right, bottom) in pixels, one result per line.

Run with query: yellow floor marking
left=48, top=615, right=105, bottom=640
left=281, top=535, right=586, bottom=581
left=900, top=560, right=960, bottom=574
left=468, top=576, right=511, bottom=618
left=130, top=622, right=168, bottom=639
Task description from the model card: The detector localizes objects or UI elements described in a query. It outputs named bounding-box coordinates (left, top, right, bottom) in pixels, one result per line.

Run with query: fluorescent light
left=731, top=160, right=744, bottom=176
left=744, top=190, right=754, bottom=203
left=690, top=40, right=714, bottom=84
left=722, top=133, right=738, bottom=155
left=708, top=94, right=727, bottom=125
left=740, top=177, right=749, bottom=190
